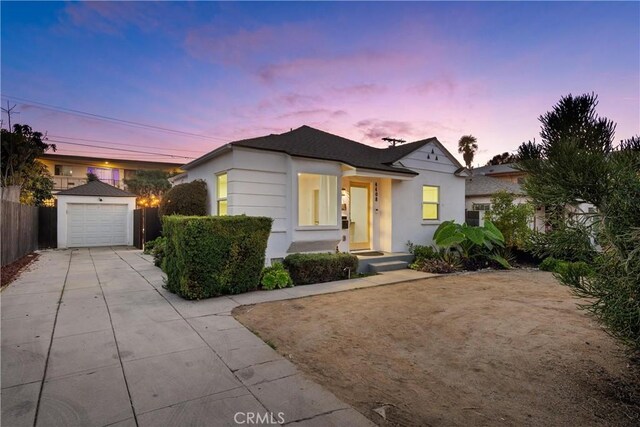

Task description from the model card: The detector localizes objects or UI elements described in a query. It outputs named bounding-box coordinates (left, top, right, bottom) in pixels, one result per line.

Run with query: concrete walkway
left=1, top=247, right=434, bottom=426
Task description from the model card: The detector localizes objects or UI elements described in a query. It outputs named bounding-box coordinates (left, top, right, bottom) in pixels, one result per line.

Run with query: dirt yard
left=234, top=270, right=639, bottom=426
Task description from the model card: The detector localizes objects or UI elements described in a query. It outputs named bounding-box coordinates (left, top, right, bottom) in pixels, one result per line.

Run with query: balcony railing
left=52, top=176, right=124, bottom=191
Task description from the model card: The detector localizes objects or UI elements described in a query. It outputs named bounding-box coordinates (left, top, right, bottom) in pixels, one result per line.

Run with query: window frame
left=422, top=185, right=440, bottom=221
left=216, top=172, right=228, bottom=216
left=472, top=203, right=491, bottom=211
left=54, top=164, right=74, bottom=176
left=297, top=172, right=339, bottom=229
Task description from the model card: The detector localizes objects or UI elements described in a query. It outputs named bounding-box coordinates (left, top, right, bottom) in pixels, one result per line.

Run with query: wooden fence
left=1, top=201, right=39, bottom=266
left=133, top=207, right=162, bottom=249
left=38, top=206, right=57, bottom=249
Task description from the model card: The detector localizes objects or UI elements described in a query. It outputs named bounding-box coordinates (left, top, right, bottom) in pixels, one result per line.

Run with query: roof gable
left=56, top=180, right=136, bottom=197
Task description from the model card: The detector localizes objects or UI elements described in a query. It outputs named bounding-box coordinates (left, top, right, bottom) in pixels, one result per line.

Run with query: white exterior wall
left=390, top=143, right=466, bottom=251
left=180, top=150, right=233, bottom=215
left=57, top=195, right=136, bottom=248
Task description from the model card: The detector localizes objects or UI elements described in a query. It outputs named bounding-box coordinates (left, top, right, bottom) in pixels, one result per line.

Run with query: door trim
left=349, top=182, right=371, bottom=251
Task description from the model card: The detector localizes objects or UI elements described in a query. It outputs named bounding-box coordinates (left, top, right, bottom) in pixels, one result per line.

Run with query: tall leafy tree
left=124, top=170, right=172, bottom=207
left=1, top=124, right=56, bottom=205
left=457, top=135, right=478, bottom=169
left=517, top=93, right=640, bottom=349
left=486, top=152, right=519, bottom=166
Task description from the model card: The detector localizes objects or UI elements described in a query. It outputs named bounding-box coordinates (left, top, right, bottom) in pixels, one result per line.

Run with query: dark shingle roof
left=56, top=180, right=136, bottom=197
left=229, top=126, right=418, bottom=175
left=183, top=126, right=461, bottom=175
left=465, top=175, right=523, bottom=196
left=472, top=163, right=519, bottom=176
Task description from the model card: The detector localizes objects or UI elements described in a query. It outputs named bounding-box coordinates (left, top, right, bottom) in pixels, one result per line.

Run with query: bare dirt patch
left=1, top=252, right=40, bottom=288
left=234, top=270, right=640, bottom=426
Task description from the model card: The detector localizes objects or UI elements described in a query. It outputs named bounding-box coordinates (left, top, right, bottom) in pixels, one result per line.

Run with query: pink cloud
left=331, top=83, right=386, bottom=96
left=355, top=119, right=414, bottom=145
left=277, top=109, right=347, bottom=120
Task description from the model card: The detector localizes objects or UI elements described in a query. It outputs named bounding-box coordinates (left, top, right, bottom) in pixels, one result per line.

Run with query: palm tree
left=458, top=135, right=478, bottom=169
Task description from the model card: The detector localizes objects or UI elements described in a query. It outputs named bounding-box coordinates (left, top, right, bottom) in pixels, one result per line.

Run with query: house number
left=374, top=182, right=378, bottom=202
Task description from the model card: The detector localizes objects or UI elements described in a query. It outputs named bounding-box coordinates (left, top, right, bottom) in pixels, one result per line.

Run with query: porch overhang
left=341, top=166, right=415, bottom=181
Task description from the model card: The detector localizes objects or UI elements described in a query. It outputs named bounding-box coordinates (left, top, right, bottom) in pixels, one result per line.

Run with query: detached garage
left=56, top=181, right=137, bottom=248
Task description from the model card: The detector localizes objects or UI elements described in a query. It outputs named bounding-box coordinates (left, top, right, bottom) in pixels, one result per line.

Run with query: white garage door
left=67, top=204, right=128, bottom=247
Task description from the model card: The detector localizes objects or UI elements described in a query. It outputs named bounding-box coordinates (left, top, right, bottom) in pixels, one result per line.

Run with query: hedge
left=283, top=252, right=359, bottom=286
left=159, top=180, right=207, bottom=216
left=163, top=215, right=273, bottom=299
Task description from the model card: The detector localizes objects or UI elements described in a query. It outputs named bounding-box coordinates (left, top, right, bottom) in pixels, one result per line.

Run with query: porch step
left=368, top=260, right=409, bottom=273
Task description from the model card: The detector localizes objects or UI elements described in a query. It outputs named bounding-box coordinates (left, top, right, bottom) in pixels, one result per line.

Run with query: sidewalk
left=1, top=247, right=434, bottom=426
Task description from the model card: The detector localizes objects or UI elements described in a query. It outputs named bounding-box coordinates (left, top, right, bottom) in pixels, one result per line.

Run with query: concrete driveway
left=1, top=247, right=375, bottom=427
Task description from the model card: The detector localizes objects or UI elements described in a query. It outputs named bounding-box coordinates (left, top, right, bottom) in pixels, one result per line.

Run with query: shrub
left=553, top=261, right=594, bottom=286
left=539, top=257, right=560, bottom=272
left=159, top=180, right=207, bottom=216
left=150, top=237, right=166, bottom=268
left=163, top=215, right=272, bottom=299
left=433, top=220, right=511, bottom=269
left=484, top=190, right=534, bottom=248
left=406, top=241, right=437, bottom=262
left=283, top=253, right=358, bottom=286
left=261, top=263, right=293, bottom=290
left=526, top=221, right=596, bottom=263
left=412, top=258, right=460, bottom=274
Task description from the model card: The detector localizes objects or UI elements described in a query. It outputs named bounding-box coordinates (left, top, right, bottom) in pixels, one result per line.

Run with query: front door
left=349, top=183, right=370, bottom=250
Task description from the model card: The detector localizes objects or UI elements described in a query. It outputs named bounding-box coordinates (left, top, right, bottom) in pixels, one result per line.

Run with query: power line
left=47, top=139, right=195, bottom=160
left=1, top=95, right=229, bottom=143
left=48, top=134, right=207, bottom=154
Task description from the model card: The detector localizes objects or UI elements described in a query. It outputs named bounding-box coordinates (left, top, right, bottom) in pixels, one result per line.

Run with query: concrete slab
left=186, top=314, right=245, bottom=332
left=123, top=347, right=241, bottom=414
left=53, top=300, right=111, bottom=338
left=109, top=299, right=182, bottom=327
left=218, top=343, right=282, bottom=372
left=47, top=330, right=119, bottom=380
left=1, top=291, right=60, bottom=319
left=1, top=382, right=40, bottom=427
left=114, top=319, right=205, bottom=361
left=1, top=281, right=62, bottom=296
left=190, top=325, right=266, bottom=353
left=287, top=408, right=375, bottom=426
left=235, top=358, right=298, bottom=386
left=136, top=387, right=260, bottom=426
left=38, top=365, right=134, bottom=427
left=163, top=293, right=239, bottom=318
left=1, top=313, right=55, bottom=346
left=59, top=287, right=103, bottom=303
left=249, top=374, right=350, bottom=423
left=1, top=339, right=48, bottom=388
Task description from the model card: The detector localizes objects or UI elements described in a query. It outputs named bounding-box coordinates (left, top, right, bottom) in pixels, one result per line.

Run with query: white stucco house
left=179, top=126, right=469, bottom=267
left=56, top=180, right=137, bottom=248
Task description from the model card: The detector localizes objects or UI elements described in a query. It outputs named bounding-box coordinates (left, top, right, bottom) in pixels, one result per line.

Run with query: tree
left=86, top=172, right=100, bottom=182
left=124, top=170, right=172, bottom=207
left=484, top=191, right=533, bottom=248
left=486, top=152, right=519, bottom=166
left=1, top=124, right=56, bottom=205
left=517, top=93, right=640, bottom=349
left=457, top=135, right=478, bottom=169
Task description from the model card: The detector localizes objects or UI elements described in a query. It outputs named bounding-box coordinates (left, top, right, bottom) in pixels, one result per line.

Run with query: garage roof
left=56, top=180, right=136, bottom=197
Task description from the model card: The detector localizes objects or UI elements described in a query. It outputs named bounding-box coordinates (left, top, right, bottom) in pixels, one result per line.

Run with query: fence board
left=1, top=201, right=39, bottom=266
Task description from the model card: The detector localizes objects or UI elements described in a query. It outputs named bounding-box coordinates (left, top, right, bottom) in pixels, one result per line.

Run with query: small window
left=54, top=165, right=74, bottom=176
left=217, top=173, right=228, bottom=216
left=472, top=203, right=491, bottom=211
left=298, top=173, right=338, bottom=226
left=422, top=185, right=439, bottom=220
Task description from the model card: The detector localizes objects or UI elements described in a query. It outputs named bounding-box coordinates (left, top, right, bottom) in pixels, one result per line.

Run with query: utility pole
left=382, top=137, right=406, bottom=147
left=1, top=101, right=18, bottom=130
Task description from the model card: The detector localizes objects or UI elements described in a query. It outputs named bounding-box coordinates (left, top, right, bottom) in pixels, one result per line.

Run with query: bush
left=406, top=241, right=437, bottom=262
left=412, top=258, right=460, bottom=274
left=433, top=220, right=511, bottom=269
left=526, top=221, right=596, bottom=263
left=283, top=253, right=358, bottom=286
left=150, top=237, right=167, bottom=268
left=539, top=257, right=560, bottom=272
left=159, top=180, right=207, bottom=217
left=261, top=263, right=293, bottom=290
left=484, top=190, right=534, bottom=248
left=553, top=261, right=594, bottom=287
left=163, top=215, right=272, bottom=299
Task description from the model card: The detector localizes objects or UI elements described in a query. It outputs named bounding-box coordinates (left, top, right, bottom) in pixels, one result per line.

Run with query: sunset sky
left=2, top=1, right=638, bottom=166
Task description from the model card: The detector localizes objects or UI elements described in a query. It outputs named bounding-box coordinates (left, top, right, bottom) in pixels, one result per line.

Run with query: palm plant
left=457, top=135, right=478, bottom=169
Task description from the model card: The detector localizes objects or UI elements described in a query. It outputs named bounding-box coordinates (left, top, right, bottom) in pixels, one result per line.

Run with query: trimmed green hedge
left=283, top=252, right=358, bottom=286
left=163, top=215, right=273, bottom=299
left=159, top=180, right=208, bottom=216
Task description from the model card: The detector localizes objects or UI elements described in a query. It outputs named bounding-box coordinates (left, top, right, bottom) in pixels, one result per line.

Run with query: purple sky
left=2, top=1, right=639, bottom=166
